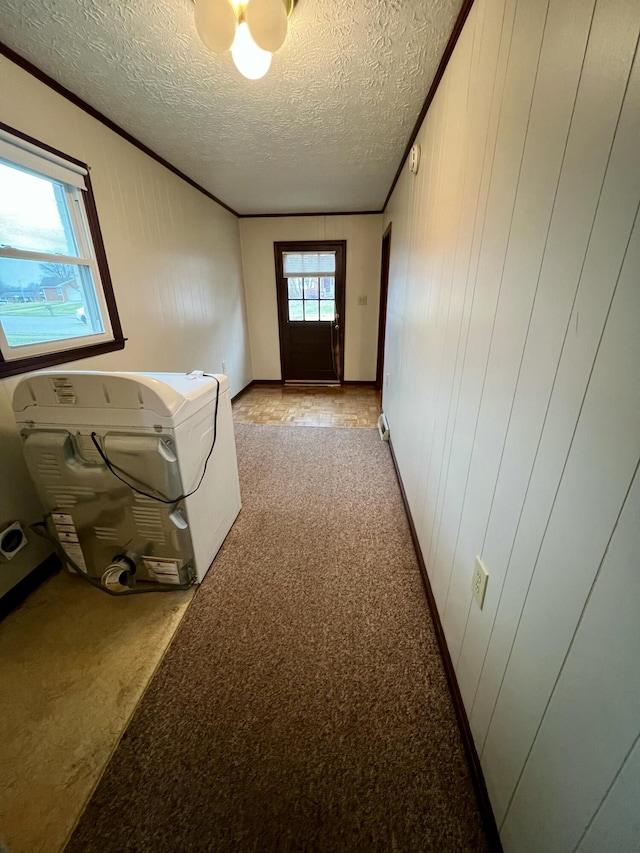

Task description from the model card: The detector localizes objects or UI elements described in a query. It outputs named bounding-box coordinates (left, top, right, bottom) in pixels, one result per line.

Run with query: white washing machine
left=12, top=370, right=241, bottom=590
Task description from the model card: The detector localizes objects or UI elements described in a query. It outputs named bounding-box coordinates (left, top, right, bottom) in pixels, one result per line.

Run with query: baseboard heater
left=378, top=412, right=390, bottom=441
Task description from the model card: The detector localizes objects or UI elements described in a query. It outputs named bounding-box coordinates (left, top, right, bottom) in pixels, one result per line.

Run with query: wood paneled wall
left=239, top=215, right=383, bottom=381
left=383, top=0, right=640, bottom=848
left=0, top=55, right=252, bottom=597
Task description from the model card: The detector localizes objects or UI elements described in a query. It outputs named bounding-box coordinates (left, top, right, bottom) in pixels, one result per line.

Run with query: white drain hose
left=101, top=557, right=135, bottom=592
left=101, top=567, right=131, bottom=592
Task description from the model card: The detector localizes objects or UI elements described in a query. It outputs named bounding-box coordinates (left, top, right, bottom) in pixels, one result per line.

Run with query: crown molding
left=0, top=42, right=240, bottom=217
left=1, top=0, right=475, bottom=219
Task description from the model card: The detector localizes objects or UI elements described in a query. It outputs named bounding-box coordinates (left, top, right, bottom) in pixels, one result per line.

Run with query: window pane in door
left=304, top=301, right=319, bottom=321
left=320, top=300, right=335, bottom=321
left=303, top=277, right=319, bottom=298
left=288, top=300, right=303, bottom=321
left=320, top=277, right=335, bottom=298
left=287, top=277, right=303, bottom=299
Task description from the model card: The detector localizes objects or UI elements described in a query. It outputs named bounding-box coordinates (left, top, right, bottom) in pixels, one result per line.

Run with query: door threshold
left=284, top=380, right=341, bottom=387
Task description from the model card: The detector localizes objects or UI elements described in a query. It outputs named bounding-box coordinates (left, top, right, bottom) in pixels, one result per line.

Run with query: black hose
left=89, top=374, right=220, bottom=504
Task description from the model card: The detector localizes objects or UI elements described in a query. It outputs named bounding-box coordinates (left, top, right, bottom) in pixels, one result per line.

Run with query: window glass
left=283, top=253, right=337, bottom=323
left=0, top=162, right=79, bottom=256
left=288, top=300, right=303, bottom=321
left=287, top=277, right=303, bottom=299
left=0, top=258, right=103, bottom=347
left=320, top=300, right=335, bottom=321
left=0, top=128, right=123, bottom=375
left=304, top=301, right=319, bottom=321
left=303, top=277, right=319, bottom=299
left=320, top=277, right=335, bottom=299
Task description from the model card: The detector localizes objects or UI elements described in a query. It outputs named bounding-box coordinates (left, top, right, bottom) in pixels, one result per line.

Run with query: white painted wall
left=383, top=0, right=640, bottom=849
left=239, top=215, right=383, bottom=381
left=0, top=55, right=252, bottom=598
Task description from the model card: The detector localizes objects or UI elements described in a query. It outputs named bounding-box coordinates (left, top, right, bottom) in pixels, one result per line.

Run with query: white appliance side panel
left=13, top=372, right=229, bottom=430
left=12, top=372, right=185, bottom=417
left=180, top=388, right=241, bottom=582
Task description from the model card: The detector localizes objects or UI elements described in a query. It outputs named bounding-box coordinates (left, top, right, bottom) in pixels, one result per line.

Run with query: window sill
left=0, top=337, right=126, bottom=379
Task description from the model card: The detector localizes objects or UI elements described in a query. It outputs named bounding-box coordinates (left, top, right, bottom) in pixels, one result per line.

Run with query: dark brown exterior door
left=274, top=241, right=346, bottom=382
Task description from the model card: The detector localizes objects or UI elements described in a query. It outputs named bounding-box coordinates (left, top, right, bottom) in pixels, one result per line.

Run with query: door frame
left=274, top=240, right=346, bottom=383
left=375, top=223, right=392, bottom=392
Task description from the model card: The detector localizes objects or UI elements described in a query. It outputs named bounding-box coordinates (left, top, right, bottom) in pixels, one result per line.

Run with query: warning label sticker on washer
left=143, top=557, right=182, bottom=584
left=62, top=543, right=88, bottom=573
left=52, top=512, right=87, bottom=573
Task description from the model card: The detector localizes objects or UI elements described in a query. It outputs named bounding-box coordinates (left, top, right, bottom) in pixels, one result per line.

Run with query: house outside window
left=0, top=123, right=124, bottom=377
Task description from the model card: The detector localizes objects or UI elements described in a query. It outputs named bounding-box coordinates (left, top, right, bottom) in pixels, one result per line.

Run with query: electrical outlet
left=0, top=521, right=28, bottom=561
left=472, top=556, right=489, bottom=609
left=221, top=361, right=227, bottom=374
left=358, top=295, right=368, bottom=306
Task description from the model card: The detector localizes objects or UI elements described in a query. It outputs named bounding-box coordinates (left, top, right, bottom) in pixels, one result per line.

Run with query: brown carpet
left=66, top=425, right=488, bottom=853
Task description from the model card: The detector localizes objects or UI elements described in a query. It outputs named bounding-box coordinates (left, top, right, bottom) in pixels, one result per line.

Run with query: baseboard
left=388, top=438, right=503, bottom=852
left=232, top=378, right=288, bottom=403
left=284, top=380, right=340, bottom=387
left=233, top=380, right=376, bottom=399
left=231, top=380, right=254, bottom=404
left=0, top=552, right=61, bottom=623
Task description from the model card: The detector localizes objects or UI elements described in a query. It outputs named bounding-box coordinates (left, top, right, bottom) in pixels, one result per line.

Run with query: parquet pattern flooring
left=232, top=384, right=381, bottom=428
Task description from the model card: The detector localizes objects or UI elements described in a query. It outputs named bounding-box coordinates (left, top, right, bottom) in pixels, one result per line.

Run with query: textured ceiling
left=0, top=0, right=462, bottom=214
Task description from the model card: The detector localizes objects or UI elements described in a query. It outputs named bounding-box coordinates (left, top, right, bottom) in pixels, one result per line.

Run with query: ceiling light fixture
left=193, top=0, right=295, bottom=80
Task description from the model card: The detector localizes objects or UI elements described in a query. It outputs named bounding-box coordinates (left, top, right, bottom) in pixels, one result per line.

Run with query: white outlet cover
left=0, top=521, right=28, bottom=560
left=472, top=556, right=489, bottom=609
left=409, top=144, right=421, bottom=174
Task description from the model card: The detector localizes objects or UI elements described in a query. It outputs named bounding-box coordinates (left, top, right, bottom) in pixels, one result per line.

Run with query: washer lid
left=12, top=370, right=228, bottom=425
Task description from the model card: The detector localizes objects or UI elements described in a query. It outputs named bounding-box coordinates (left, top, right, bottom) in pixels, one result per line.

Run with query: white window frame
left=0, top=124, right=123, bottom=376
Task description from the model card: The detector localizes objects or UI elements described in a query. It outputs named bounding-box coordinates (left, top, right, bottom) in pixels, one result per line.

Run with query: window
left=282, top=252, right=337, bottom=322
left=0, top=123, right=123, bottom=377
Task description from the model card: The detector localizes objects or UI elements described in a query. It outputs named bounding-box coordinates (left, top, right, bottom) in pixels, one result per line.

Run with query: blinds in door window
left=283, top=253, right=336, bottom=275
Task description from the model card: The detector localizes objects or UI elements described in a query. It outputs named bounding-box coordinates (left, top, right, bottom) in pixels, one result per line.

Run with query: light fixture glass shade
left=245, top=0, right=288, bottom=52
left=194, top=0, right=237, bottom=53
left=231, top=22, right=272, bottom=80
